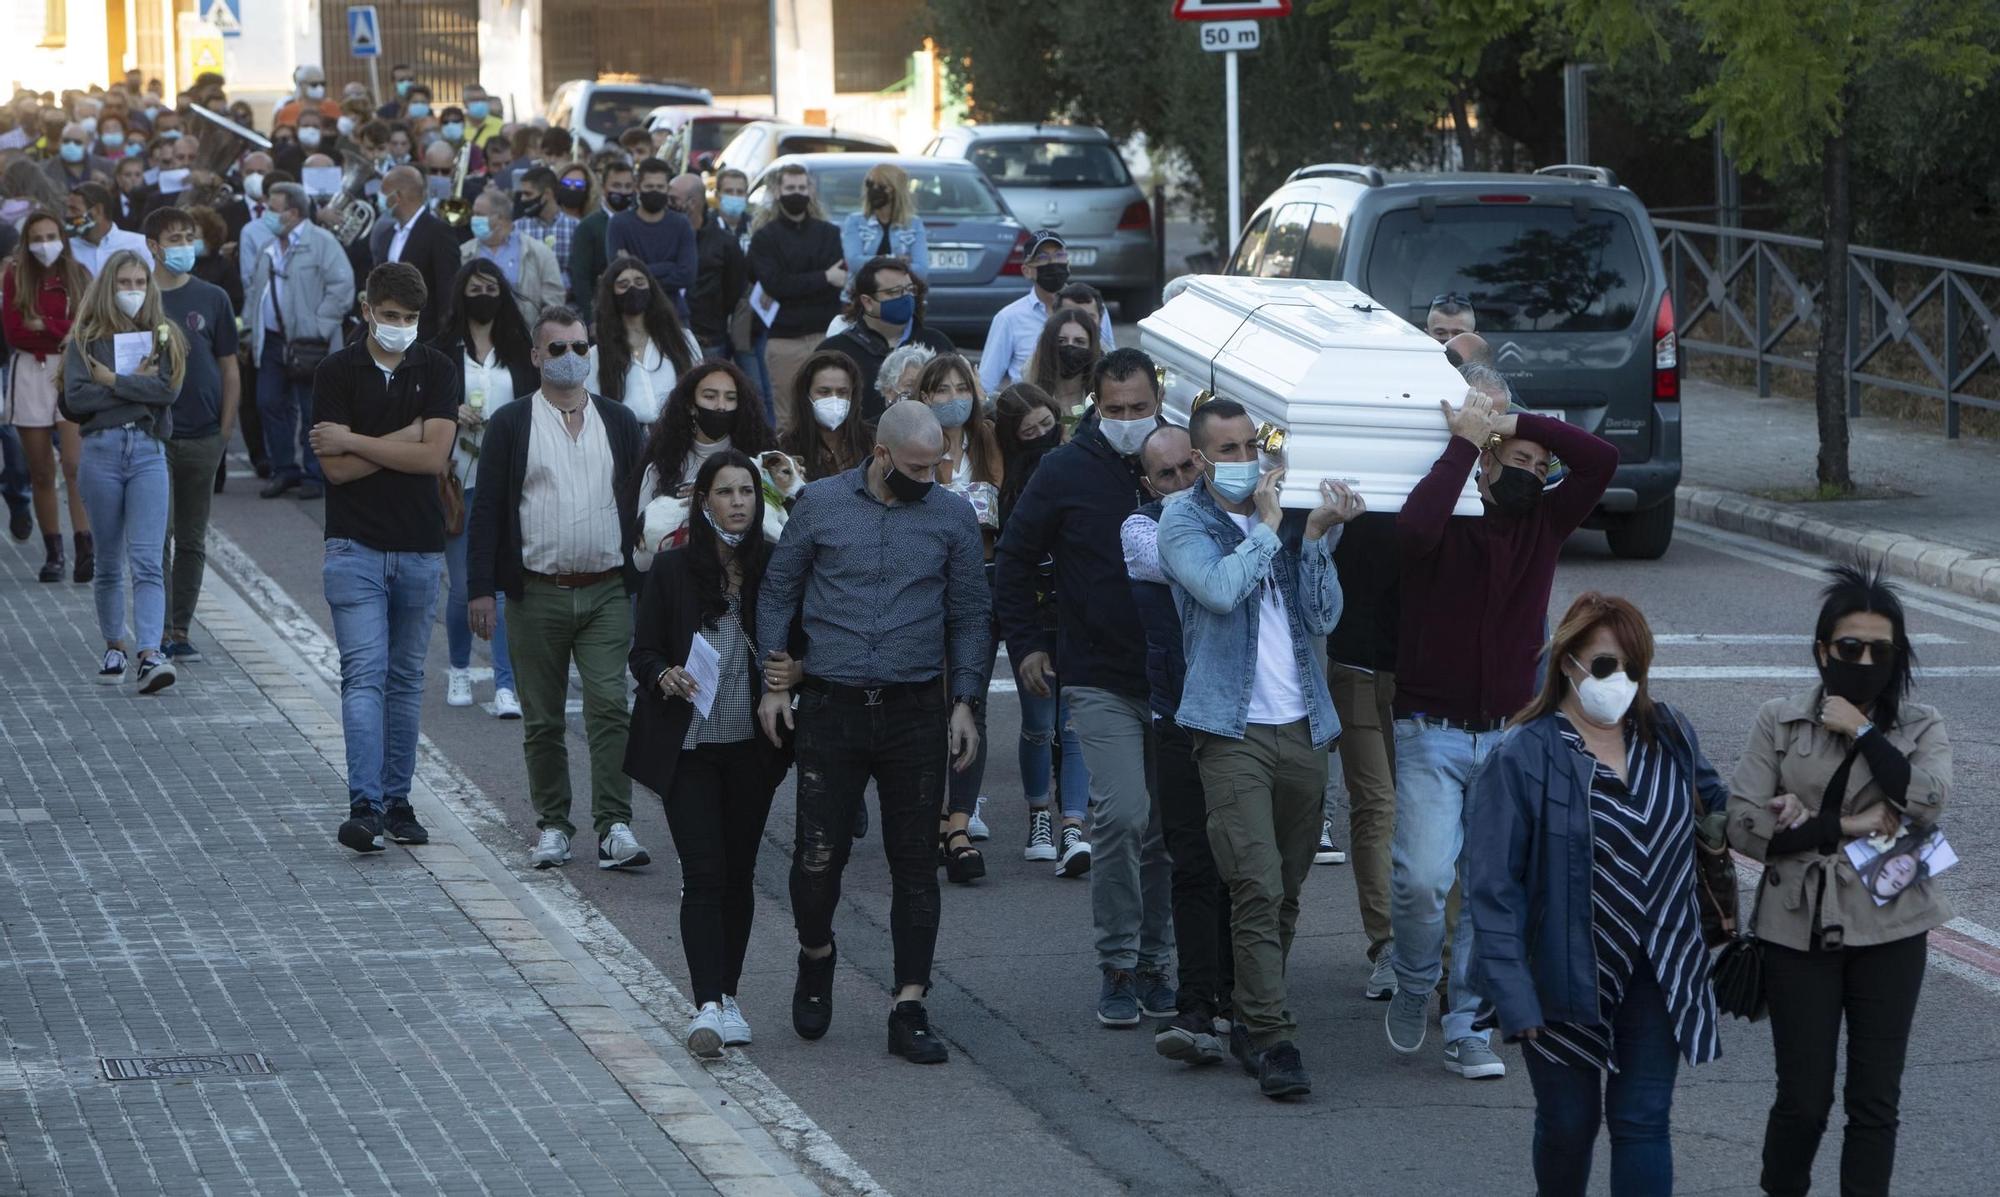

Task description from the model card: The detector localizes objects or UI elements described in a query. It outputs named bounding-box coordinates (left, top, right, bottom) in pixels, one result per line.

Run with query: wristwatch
left=1854, top=720, right=1875, bottom=740
left=955, top=696, right=984, bottom=715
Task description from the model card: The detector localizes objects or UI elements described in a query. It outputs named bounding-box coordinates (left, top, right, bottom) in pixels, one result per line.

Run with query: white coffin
left=1138, top=276, right=1481, bottom=514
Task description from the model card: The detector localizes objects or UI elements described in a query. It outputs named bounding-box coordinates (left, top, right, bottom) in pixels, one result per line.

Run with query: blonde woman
left=60, top=248, right=188, bottom=693
left=839, top=161, right=929, bottom=292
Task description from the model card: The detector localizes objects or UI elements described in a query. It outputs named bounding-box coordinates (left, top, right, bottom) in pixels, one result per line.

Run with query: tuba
left=322, top=148, right=381, bottom=246
left=436, top=141, right=474, bottom=229
left=184, top=105, right=272, bottom=206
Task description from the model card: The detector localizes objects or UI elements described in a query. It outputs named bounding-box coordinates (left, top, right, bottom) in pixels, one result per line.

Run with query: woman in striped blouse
left=1469, top=593, right=1729, bottom=1197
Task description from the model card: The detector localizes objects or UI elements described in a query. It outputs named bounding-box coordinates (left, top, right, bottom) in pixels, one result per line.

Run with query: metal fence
left=1655, top=219, right=2000, bottom=438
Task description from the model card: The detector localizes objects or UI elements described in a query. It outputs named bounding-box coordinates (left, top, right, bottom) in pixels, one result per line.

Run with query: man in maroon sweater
left=1381, top=374, right=1617, bottom=1081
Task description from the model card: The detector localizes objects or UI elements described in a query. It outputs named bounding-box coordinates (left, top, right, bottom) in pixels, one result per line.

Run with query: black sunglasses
left=1827, top=637, right=1898, bottom=665
left=543, top=340, right=590, bottom=357
left=1432, top=291, right=1471, bottom=307
left=1574, top=653, right=1642, bottom=682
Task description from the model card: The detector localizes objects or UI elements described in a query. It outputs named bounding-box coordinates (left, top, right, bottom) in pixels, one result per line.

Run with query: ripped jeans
left=788, top=684, right=948, bottom=992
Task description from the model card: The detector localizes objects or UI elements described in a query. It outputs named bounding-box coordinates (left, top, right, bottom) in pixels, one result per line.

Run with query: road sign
left=347, top=6, right=381, bottom=58
left=1199, top=21, right=1262, bottom=52
left=202, top=0, right=241, bottom=37
left=1172, top=0, right=1291, bottom=20
left=177, top=15, right=225, bottom=81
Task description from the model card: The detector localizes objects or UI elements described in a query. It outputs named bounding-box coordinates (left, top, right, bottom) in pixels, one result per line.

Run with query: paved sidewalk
left=1678, top=377, right=2000, bottom=598
left=0, top=537, right=802, bottom=1195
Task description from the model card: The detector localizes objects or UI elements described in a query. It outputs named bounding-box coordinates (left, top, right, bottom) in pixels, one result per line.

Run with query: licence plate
left=929, top=249, right=971, bottom=272
left=1067, top=247, right=1098, bottom=267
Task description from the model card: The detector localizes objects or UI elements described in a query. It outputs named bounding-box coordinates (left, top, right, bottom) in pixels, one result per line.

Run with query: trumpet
left=437, top=141, right=473, bottom=229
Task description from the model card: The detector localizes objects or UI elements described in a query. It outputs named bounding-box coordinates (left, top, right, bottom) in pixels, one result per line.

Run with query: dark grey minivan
left=1225, top=164, right=1680, bottom=558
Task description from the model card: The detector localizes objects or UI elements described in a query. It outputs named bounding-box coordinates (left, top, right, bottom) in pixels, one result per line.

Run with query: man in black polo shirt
left=307, top=262, right=461, bottom=853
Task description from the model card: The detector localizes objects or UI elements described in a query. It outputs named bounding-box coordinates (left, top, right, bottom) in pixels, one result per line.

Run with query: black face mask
left=637, top=190, right=670, bottom=215
left=555, top=185, right=587, bottom=211
left=617, top=286, right=650, bottom=316
left=1822, top=656, right=1896, bottom=709
left=1034, top=262, right=1069, bottom=293
left=778, top=192, right=811, bottom=217
left=1020, top=427, right=1061, bottom=455
left=1055, top=344, right=1094, bottom=378
left=604, top=190, right=634, bottom=212
left=865, top=182, right=892, bottom=210
left=693, top=405, right=734, bottom=440
left=1487, top=464, right=1542, bottom=517
left=512, top=194, right=540, bottom=221
left=462, top=292, right=503, bottom=324
left=882, top=460, right=933, bottom=503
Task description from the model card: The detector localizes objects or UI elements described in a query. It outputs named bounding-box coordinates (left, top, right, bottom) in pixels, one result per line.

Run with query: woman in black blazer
left=626, top=448, right=798, bottom=1059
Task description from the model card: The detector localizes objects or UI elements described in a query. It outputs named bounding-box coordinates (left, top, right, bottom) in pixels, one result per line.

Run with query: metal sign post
left=1174, top=0, right=1288, bottom=241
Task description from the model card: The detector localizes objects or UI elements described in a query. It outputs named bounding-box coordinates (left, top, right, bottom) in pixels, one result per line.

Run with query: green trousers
left=509, top=575, right=632, bottom=839
left=163, top=432, right=226, bottom=639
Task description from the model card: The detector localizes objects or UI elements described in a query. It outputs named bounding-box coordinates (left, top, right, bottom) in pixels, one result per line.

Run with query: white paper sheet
left=685, top=632, right=721, bottom=721
left=113, top=331, right=153, bottom=376
left=748, top=283, right=779, bottom=329
left=301, top=166, right=344, bottom=200
left=156, top=168, right=190, bottom=195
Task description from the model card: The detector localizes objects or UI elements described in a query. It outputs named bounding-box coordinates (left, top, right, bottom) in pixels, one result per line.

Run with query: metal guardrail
left=1655, top=219, right=2000, bottom=438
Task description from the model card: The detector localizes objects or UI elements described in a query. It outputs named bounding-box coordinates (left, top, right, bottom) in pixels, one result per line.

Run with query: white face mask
left=1570, top=656, right=1640, bottom=727
left=702, top=507, right=747, bottom=547
left=372, top=320, right=418, bottom=354
left=114, top=289, right=147, bottom=319
left=305, top=84, right=326, bottom=100
left=28, top=241, right=63, bottom=267
left=811, top=396, right=850, bottom=430
left=336, top=115, right=356, bottom=136
left=243, top=172, right=265, bottom=201
left=1099, top=414, right=1156, bottom=457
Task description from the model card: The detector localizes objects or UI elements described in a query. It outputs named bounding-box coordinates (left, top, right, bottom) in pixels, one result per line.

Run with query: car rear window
left=775, top=136, right=890, bottom=157
left=585, top=89, right=703, bottom=136
left=690, top=119, right=757, bottom=155
left=1363, top=204, right=1648, bottom=333
left=779, top=165, right=1004, bottom=219
left=966, top=140, right=1132, bottom=188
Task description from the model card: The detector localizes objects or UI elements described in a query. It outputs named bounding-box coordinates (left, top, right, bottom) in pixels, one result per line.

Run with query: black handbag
left=281, top=335, right=330, bottom=382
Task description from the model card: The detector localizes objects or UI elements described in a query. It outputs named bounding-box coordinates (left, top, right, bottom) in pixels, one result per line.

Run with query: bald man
left=755, top=399, right=989, bottom=1065
left=370, top=163, right=464, bottom=341
left=1443, top=332, right=1492, bottom=370
left=670, top=171, right=748, bottom=358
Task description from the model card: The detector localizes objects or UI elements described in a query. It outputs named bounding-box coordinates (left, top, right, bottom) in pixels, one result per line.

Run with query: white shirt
left=452, top=347, right=519, bottom=486
left=520, top=392, right=622, bottom=575
left=976, top=289, right=1117, bottom=393
left=584, top=329, right=703, bottom=426
left=386, top=207, right=421, bottom=264
left=1228, top=511, right=1308, bottom=726
left=69, top=226, right=148, bottom=278
left=260, top=228, right=296, bottom=333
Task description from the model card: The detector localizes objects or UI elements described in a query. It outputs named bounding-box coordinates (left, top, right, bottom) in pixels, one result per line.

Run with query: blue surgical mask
left=59, top=142, right=85, bottom=164
left=441, top=121, right=464, bottom=142
left=260, top=210, right=284, bottom=234
left=101, top=131, right=125, bottom=150
left=876, top=293, right=915, bottom=326
left=396, top=79, right=413, bottom=97
left=930, top=397, right=973, bottom=429
left=467, top=101, right=489, bottom=120
left=123, top=142, right=143, bottom=158
left=192, top=238, right=207, bottom=258
left=159, top=129, right=181, bottom=141
left=469, top=215, right=492, bottom=241
left=407, top=102, right=431, bottom=119
left=1209, top=460, right=1262, bottom=503
left=161, top=244, right=198, bottom=274
left=718, top=194, right=746, bottom=220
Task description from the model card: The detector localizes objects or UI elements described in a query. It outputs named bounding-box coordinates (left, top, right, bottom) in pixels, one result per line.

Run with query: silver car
left=924, top=124, right=1158, bottom=317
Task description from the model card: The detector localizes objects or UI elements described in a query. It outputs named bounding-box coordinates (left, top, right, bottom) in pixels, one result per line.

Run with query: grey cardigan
left=61, top=337, right=177, bottom=437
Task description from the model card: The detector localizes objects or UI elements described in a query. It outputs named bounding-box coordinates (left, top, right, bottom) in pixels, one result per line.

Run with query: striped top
left=683, top=591, right=756, bottom=749
left=1530, top=714, right=1720, bottom=1073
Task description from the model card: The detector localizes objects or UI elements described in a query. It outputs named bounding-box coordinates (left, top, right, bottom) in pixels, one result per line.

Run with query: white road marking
left=1654, top=633, right=1960, bottom=645
left=1652, top=666, right=2000, bottom=680
left=203, top=528, right=885, bottom=1197
left=1677, top=524, right=2000, bottom=635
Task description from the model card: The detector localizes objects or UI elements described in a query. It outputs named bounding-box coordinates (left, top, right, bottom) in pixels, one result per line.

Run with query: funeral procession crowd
left=0, top=64, right=1956, bottom=1197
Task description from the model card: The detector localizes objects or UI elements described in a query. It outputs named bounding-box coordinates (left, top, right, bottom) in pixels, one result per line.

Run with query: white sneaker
left=1315, top=819, right=1347, bottom=865
left=719, top=995, right=752, bottom=1046
left=598, top=822, right=651, bottom=870
left=446, top=667, right=473, bottom=707
left=96, top=648, right=128, bottom=685
left=687, top=1003, right=725, bottom=1059
left=967, top=795, right=990, bottom=841
left=530, top=828, right=571, bottom=869
left=1023, top=808, right=1057, bottom=861
left=492, top=687, right=522, bottom=719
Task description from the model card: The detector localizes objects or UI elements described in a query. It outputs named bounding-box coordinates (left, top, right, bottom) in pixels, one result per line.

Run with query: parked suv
left=714, top=122, right=896, bottom=183
left=546, top=78, right=712, bottom=154
left=925, top=124, right=1159, bottom=319
left=1225, top=164, right=1680, bottom=558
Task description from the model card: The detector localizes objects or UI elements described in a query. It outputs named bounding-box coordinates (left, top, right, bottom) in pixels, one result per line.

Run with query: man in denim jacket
left=1157, top=398, right=1363, bottom=1099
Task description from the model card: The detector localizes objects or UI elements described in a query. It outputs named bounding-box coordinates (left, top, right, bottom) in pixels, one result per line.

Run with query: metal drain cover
left=101, top=1053, right=273, bottom=1081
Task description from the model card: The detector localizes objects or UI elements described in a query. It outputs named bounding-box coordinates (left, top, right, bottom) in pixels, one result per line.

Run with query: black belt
left=526, top=568, right=621, bottom=589
left=800, top=675, right=941, bottom=707
left=1403, top=713, right=1508, bottom=734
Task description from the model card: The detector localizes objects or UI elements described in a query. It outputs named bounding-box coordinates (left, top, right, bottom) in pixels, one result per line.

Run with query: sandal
left=941, top=827, right=985, bottom=884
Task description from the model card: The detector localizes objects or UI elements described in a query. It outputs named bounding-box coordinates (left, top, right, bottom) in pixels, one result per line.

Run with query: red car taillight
left=1117, top=198, right=1151, bottom=230
left=1654, top=292, right=1679, bottom=401
left=1000, top=229, right=1031, bottom=276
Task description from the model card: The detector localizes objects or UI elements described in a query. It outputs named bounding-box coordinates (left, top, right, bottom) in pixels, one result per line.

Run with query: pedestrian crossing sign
left=347, top=6, right=382, bottom=59
left=1171, top=0, right=1292, bottom=18
left=202, top=0, right=242, bottom=37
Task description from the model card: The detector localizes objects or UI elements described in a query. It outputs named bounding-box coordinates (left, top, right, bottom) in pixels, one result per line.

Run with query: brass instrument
left=323, top=149, right=381, bottom=246
left=184, top=105, right=272, bottom=206
left=437, top=141, right=473, bottom=229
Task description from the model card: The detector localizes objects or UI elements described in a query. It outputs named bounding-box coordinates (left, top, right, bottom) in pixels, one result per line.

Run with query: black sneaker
left=384, top=803, right=429, bottom=845
left=337, top=807, right=385, bottom=853
left=7, top=503, right=30, bottom=542
left=1155, top=1005, right=1224, bottom=1066
left=1257, top=1040, right=1312, bottom=1100
left=1229, top=1022, right=1258, bottom=1076
left=887, top=1001, right=949, bottom=1064
left=259, top=475, right=299, bottom=499
left=792, top=945, right=836, bottom=1040
left=133, top=655, right=177, bottom=695
left=162, top=639, right=202, bottom=663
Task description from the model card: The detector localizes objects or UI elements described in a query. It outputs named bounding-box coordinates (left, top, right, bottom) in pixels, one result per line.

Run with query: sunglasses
left=1432, top=291, right=1471, bottom=307
left=1826, top=637, right=1898, bottom=664
left=1573, top=653, right=1641, bottom=682
left=542, top=340, right=590, bottom=357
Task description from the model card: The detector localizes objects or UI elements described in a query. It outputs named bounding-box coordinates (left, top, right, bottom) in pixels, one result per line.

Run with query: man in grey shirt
left=756, top=401, right=988, bottom=1065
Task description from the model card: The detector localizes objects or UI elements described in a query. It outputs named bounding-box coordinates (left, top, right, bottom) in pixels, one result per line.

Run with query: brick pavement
left=0, top=535, right=798, bottom=1196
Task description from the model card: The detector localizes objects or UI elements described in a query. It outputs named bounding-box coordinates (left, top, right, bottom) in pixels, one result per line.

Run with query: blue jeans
left=442, top=487, right=514, bottom=688
left=1019, top=687, right=1090, bottom=820
left=257, top=332, right=322, bottom=483
left=737, top=330, right=772, bottom=427
left=1388, top=718, right=1499, bottom=1044
left=323, top=539, right=443, bottom=811
left=1522, top=967, right=1680, bottom=1197
left=78, top=428, right=169, bottom=652
left=0, top=424, right=29, bottom=511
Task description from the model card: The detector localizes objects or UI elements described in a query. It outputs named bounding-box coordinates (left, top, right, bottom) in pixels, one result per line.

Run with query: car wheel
left=1606, top=499, right=1675, bottom=560
left=1115, top=286, right=1159, bottom=322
